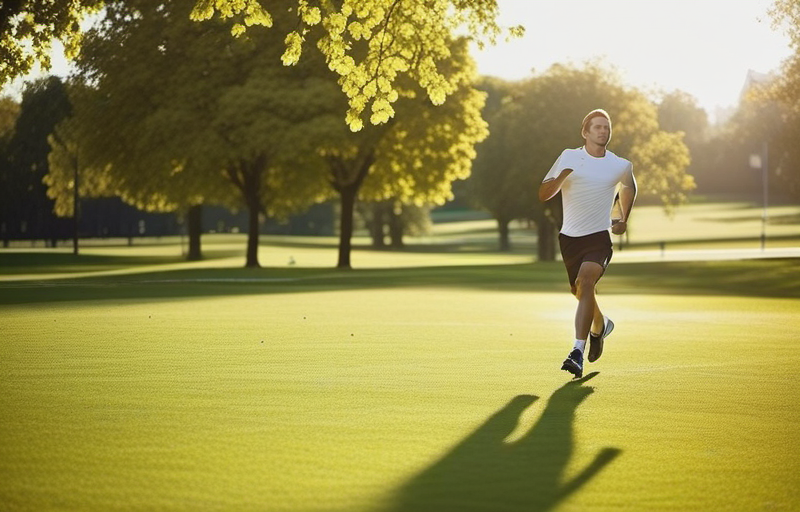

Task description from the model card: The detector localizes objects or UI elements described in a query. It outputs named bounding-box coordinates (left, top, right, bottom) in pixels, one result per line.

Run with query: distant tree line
left=464, top=53, right=800, bottom=256
left=0, top=76, right=334, bottom=248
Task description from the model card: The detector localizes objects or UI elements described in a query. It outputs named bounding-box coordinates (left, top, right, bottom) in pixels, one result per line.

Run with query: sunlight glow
left=473, top=0, right=793, bottom=122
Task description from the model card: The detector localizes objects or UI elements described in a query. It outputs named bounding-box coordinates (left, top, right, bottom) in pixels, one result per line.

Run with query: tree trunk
left=369, top=202, right=386, bottom=248
left=497, top=218, right=511, bottom=251
left=186, top=204, right=202, bottom=261
left=245, top=203, right=260, bottom=268
left=537, top=220, right=557, bottom=262
left=330, top=148, right=375, bottom=269
left=72, top=152, right=79, bottom=256
left=227, top=156, right=266, bottom=269
left=389, top=209, right=404, bottom=249
left=337, top=186, right=357, bottom=269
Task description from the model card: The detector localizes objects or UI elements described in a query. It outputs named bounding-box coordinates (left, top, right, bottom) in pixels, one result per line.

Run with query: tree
left=360, top=199, right=431, bottom=249
left=0, top=95, right=17, bottom=132
left=3, top=76, right=72, bottom=245
left=468, top=63, right=695, bottom=260
left=45, top=0, right=335, bottom=266
left=318, top=36, right=487, bottom=268
left=0, top=94, right=20, bottom=245
left=759, top=0, right=800, bottom=201
left=467, top=76, right=531, bottom=251
left=720, top=87, right=791, bottom=203
left=191, top=0, right=521, bottom=131
left=43, top=3, right=224, bottom=260
left=657, top=90, right=718, bottom=195
left=0, top=1, right=103, bottom=85
left=657, top=91, right=709, bottom=149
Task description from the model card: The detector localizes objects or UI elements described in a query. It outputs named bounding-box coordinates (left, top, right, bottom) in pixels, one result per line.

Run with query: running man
left=538, top=109, right=637, bottom=378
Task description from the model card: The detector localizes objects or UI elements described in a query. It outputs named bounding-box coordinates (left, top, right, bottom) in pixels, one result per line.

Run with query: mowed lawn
left=1, top=238, right=800, bottom=512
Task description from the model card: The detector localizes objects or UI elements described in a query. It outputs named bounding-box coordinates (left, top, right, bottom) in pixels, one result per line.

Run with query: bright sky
left=472, top=0, right=793, bottom=122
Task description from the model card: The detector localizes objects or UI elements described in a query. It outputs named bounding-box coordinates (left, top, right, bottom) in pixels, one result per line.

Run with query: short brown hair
left=581, top=109, right=611, bottom=136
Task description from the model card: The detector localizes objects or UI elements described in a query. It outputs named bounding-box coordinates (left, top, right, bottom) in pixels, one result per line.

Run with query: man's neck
left=584, top=143, right=606, bottom=158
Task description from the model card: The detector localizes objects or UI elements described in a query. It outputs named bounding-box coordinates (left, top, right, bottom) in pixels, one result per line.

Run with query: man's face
left=584, top=117, right=611, bottom=147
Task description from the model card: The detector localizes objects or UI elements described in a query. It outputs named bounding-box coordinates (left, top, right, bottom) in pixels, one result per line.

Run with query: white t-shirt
left=543, top=147, right=632, bottom=237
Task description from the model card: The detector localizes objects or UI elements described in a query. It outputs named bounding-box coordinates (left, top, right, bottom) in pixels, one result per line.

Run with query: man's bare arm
left=618, top=168, right=637, bottom=220
left=538, top=169, right=573, bottom=202
left=611, top=168, right=637, bottom=235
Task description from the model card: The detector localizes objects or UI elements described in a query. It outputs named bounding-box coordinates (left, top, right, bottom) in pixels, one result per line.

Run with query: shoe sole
left=561, top=359, right=583, bottom=378
left=603, top=318, right=615, bottom=339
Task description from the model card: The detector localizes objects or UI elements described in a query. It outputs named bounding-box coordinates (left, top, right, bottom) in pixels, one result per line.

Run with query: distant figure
left=538, top=109, right=637, bottom=378
left=288, top=256, right=296, bottom=266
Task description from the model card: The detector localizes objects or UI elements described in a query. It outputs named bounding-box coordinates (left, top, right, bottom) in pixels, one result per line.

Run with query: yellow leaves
left=190, top=0, right=272, bottom=26
left=370, top=97, right=395, bottom=125
left=191, top=0, right=272, bottom=37
left=427, top=83, right=448, bottom=105
left=190, top=1, right=215, bottom=21
left=324, top=12, right=348, bottom=35
left=682, top=174, right=697, bottom=192
left=345, top=109, right=364, bottom=132
left=343, top=118, right=366, bottom=134
left=507, top=24, right=525, bottom=39
left=340, top=2, right=354, bottom=18
left=348, top=21, right=367, bottom=40
left=377, top=76, right=392, bottom=92
left=418, top=56, right=454, bottom=105
left=1, top=0, right=104, bottom=84
left=282, top=32, right=304, bottom=66
left=244, top=6, right=273, bottom=27
left=192, top=0, right=517, bottom=130
left=299, top=2, right=321, bottom=25
left=329, top=54, right=356, bottom=75
left=362, top=80, right=377, bottom=98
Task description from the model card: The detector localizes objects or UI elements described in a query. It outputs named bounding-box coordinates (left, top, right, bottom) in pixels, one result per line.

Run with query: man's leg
left=574, top=262, right=605, bottom=341
left=562, top=261, right=605, bottom=378
left=570, top=286, right=604, bottom=335
left=590, top=292, right=605, bottom=335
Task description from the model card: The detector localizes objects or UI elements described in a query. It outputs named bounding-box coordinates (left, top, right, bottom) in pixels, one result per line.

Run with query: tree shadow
left=383, top=372, right=621, bottom=512
left=2, top=259, right=796, bottom=306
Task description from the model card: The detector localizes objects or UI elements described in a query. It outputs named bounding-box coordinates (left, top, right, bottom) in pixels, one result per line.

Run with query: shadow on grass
left=0, top=251, right=185, bottom=274
left=0, top=248, right=256, bottom=275
left=604, top=258, right=800, bottom=298
left=0, top=263, right=566, bottom=305
left=0, top=258, right=798, bottom=305
left=384, top=373, right=621, bottom=512
left=262, top=238, right=535, bottom=255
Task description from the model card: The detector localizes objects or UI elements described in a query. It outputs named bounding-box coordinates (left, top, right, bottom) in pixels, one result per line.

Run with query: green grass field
left=2, top=204, right=800, bottom=512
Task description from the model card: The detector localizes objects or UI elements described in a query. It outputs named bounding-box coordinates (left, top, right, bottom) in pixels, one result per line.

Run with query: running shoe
left=588, top=317, right=614, bottom=363
left=561, top=349, right=584, bottom=378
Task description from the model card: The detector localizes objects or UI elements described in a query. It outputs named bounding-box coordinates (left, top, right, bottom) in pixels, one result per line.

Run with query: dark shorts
left=559, top=230, right=613, bottom=290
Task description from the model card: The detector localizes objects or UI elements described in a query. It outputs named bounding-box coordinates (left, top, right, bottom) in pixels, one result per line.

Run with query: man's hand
left=611, top=219, right=627, bottom=235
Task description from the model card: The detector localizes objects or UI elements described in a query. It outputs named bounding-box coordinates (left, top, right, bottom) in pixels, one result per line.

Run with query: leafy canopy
left=46, top=0, right=337, bottom=219
left=191, top=0, right=522, bottom=131
left=753, top=0, right=800, bottom=199
left=0, top=1, right=104, bottom=85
